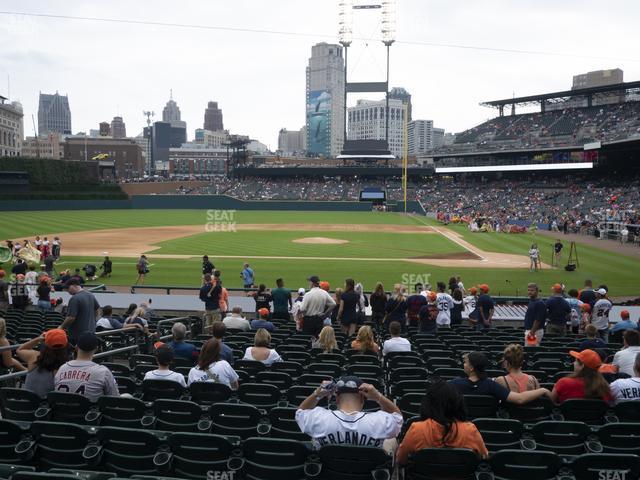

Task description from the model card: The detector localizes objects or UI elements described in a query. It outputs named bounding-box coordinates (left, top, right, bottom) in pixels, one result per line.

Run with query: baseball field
left=1, top=209, right=638, bottom=297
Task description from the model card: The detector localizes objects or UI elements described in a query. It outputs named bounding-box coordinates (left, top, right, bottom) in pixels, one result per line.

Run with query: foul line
left=410, top=217, right=487, bottom=262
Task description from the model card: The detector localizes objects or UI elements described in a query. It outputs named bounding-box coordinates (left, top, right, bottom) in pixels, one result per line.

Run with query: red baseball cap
left=551, top=283, right=563, bottom=293
left=621, top=310, right=630, bottom=319
left=479, top=284, right=490, bottom=293
left=570, top=349, right=602, bottom=370
left=319, top=281, right=330, bottom=292
left=44, top=329, right=68, bottom=349
left=258, top=308, right=270, bottom=317
left=581, top=303, right=591, bottom=312
left=469, top=287, right=478, bottom=295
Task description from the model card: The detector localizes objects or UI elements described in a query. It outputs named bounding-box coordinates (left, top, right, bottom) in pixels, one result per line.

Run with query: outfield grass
left=1, top=210, right=638, bottom=296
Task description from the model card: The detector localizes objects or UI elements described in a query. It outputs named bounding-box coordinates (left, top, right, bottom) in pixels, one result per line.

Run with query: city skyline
left=2, top=0, right=640, bottom=151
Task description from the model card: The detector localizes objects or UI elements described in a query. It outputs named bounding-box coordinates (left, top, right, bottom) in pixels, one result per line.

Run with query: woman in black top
left=251, top=284, right=272, bottom=314
left=337, top=278, right=358, bottom=336
left=370, top=282, right=387, bottom=327
left=384, top=284, right=408, bottom=333
left=451, top=288, right=464, bottom=326
left=36, top=278, right=51, bottom=312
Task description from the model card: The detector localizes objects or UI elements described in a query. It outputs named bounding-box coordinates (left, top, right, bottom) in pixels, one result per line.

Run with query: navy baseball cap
left=77, top=332, right=100, bottom=352
left=335, top=376, right=363, bottom=394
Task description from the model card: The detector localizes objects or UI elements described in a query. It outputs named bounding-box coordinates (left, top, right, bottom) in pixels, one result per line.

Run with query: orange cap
left=319, top=281, right=330, bottom=292
left=570, top=349, right=602, bottom=370
left=551, top=283, right=563, bottom=293
left=620, top=310, right=630, bottom=319
left=581, top=303, right=591, bottom=312
left=469, top=287, right=478, bottom=295
left=258, top=308, right=270, bottom=317
left=479, top=284, right=490, bottom=293
left=44, top=329, right=68, bottom=349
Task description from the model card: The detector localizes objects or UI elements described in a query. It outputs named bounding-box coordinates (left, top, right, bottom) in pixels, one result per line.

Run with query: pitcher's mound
left=292, top=237, right=349, bottom=245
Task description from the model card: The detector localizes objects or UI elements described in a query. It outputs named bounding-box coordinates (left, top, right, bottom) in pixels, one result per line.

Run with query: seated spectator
left=96, top=305, right=123, bottom=331
left=167, top=322, right=199, bottom=363
left=17, top=329, right=69, bottom=398
left=495, top=344, right=540, bottom=392
left=450, top=352, right=550, bottom=404
left=123, top=307, right=150, bottom=335
left=351, top=325, right=380, bottom=354
left=296, top=376, right=402, bottom=450
left=613, top=330, right=640, bottom=377
left=382, top=321, right=411, bottom=356
left=243, top=328, right=282, bottom=366
left=610, top=310, right=638, bottom=334
left=550, top=349, right=612, bottom=404
left=0, top=318, right=25, bottom=371
left=54, top=332, right=119, bottom=401
left=397, top=381, right=488, bottom=465
left=312, top=325, right=338, bottom=353
left=143, top=344, right=186, bottom=387
left=250, top=308, right=275, bottom=332
left=187, top=338, right=239, bottom=389
left=223, top=307, right=251, bottom=331
left=610, top=353, right=640, bottom=404
left=212, top=321, right=235, bottom=365
left=579, top=325, right=607, bottom=350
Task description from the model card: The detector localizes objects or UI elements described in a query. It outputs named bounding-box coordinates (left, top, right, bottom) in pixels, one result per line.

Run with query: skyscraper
left=162, top=91, right=187, bottom=147
left=204, top=101, right=224, bottom=131
left=347, top=98, right=405, bottom=157
left=111, top=116, right=127, bottom=138
left=99, top=122, right=111, bottom=137
left=38, top=92, right=72, bottom=135
left=0, top=96, right=23, bottom=157
left=389, top=87, right=412, bottom=122
left=305, top=42, right=345, bottom=158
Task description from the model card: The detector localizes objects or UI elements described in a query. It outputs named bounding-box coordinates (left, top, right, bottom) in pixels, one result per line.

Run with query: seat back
left=209, top=403, right=264, bottom=438
left=405, top=448, right=480, bottom=480
left=530, top=420, right=591, bottom=454
left=614, top=401, right=640, bottom=422
left=188, top=382, right=232, bottom=405
left=153, top=399, right=203, bottom=432
left=462, top=395, right=498, bottom=419
left=0, top=387, right=42, bottom=421
left=318, top=445, right=391, bottom=479
left=472, top=418, right=523, bottom=451
left=489, top=449, right=561, bottom=480
left=141, top=379, right=184, bottom=401
left=96, top=426, right=161, bottom=476
left=256, top=371, right=293, bottom=391
left=560, top=399, right=609, bottom=424
left=597, top=423, right=640, bottom=455
left=0, top=419, right=26, bottom=464
left=570, top=453, right=640, bottom=480
left=270, top=361, right=304, bottom=378
left=46, top=392, right=92, bottom=423
left=168, top=432, right=234, bottom=478
left=30, top=421, right=91, bottom=469
left=269, top=408, right=310, bottom=441
left=503, top=397, right=552, bottom=422
left=242, top=437, right=310, bottom=480
left=97, top=396, right=145, bottom=428
left=237, top=383, right=281, bottom=410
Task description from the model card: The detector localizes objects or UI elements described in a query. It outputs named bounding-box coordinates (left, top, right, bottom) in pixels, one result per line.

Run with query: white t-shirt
left=223, top=315, right=251, bottom=331
left=613, top=346, right=640, bottom=377
left=187, top=361, right=239, bottom=387
left=436, top=293, right=454, bottom=326
left=463, top=295, right=477, bottom=315
left=610, top=377, right=640, bottom=405
left=243, top=347, right=282, bottom=366
left=382, top=337, right=411, bottom=356
left=295, top=407, right=403, bottom=449
left=529, top=248, right=539, bottom=259
left=144, top=369, right=187, bottom=387
left=592, top=299, right=613, bottom=330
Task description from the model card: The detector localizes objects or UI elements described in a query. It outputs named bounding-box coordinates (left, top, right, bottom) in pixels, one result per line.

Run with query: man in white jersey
left=54, top=332, right=119, bottom=401
left=296, top=376, right=402, bottom=451
left=435, top=282, right=454, bottom=327
left=610, top=352, right=640, bottom=405
left=591, top=288, right=612, bottom=342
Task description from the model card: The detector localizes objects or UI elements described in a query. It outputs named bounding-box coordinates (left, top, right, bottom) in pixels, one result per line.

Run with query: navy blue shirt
left=524, top=298, right=547, bottom=330
left=251, top=319, right=275, bottom=332
left=219, top=341, right=235, bottom=365
left=199, top=282, right=221, bottom=310
left=167, top=341, right=199, bottom=363
left=477, top=294, right=495, bottom=326
left=579, top=289, right=596, bottom=309
left=449, top=377, right=510, bottom=403
left=546, top=296, right=571, bottom=325
left=579, top=338, right=606, bottom=351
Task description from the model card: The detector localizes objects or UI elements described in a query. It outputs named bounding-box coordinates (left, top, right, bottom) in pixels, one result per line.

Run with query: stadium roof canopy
left=480, top=80, right=640, bottom=112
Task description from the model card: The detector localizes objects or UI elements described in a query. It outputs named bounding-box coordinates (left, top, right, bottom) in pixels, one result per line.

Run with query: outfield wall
left=0, top=195, right=426, bottom=214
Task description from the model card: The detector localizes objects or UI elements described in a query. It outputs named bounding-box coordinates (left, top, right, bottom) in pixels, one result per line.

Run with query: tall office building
left=305, top=42, right=345, bottom=158
left=37, top=92, right=72, bottom=135
left=389, top=87, right=412, bottom=122
left=0, top=96, right=23, bottom=157
left=111, top=116, right=126, bottom=138
left=99, top=122, right=111, bottom=137
left=204, top=101, right=224, bottom=131
left=277, top=127, right=306, bottom=155
left=408, top=120, right=446, bottom=154
left=162, top=92, right=187, bottom=147
left=347, top=98, right=406, bottom=157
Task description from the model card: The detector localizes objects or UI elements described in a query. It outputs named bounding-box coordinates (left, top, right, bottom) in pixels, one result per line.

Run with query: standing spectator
left=96, top=306, right=123, bottom=331
left=312, top=325, right=338, bottom=353
left=354, top=283, right=368, bottom=326
left=10, top=275, right=29, bottom=310
left=202, top=255, right=214, bottom=277
left=613, top=330, right=640, bottom=377
left=554, top=239, right=563, bottom=267
left=610, top=310, right=638, bottom=335
left=223, top=307, right=251, bottom=331
left=566, top=289, right=584, bottom=334
left=397, top=382, right=488, bottom=465
left=418, top=292, right=439, bottom=335
left=36, top=277, right=52, bottom=312
left=592, top=288, right=612, bottom=342
left=529, top=244, right=540, bottom=272
left=337, top=278, right=358, bottom=336
left=579, top=279, right=596, bottom=308
left=188, top=338, right=239, bottom=389
left=299, top=276, right=336, bottom=337
left=271, top=278, right=292, bottom=321
left=52, top=237, right=61, bottom=259
left=143, top=345, right=187, bottom=387
left=17, top=329, right=69, bottom=398
left=199, top=273, right=221, bottom=335
left=100, top=256, right=112, bottom=278
left=384, top=284, right=408, bottom=333
left=435, top=282, right=454, bottom=327
left=241, top=263, right=255, bottom=289
left=495, top=344, right=540, bottom=392
left=476, top=284, right=495, bottom=331
left=0, top=318, right=26, bottom=372
left=134, top=254, right=149, bottom=286
left=243, top=329, right=282, bottom=365
left=25, top=265, right=38, bottom=304
left=351, top=325, right=379, bottom=354
left=59, top=279, right=100, bottom=344
left=524, top=283, right=546, bottom=346
left=369, top=282, right=388, bottom=327
left=295, top=376, right=402, bottom=450
left=406, top=284, right=427, bottom=329
left=11, top=259, right=27, bottom=276
left=450, top=289, right=464, bottom=327
left=0, top=270, right=9, bottom=312
left=464, top=287, right=478, bottom=328
left=43, top=254, right=56, bottom=278
left=610, top=353, right=640, bottom=404
left=546, top=284, right=571, bottom=336
left=250, top=284, right=272, bottom=315
left=167, top=322, right=199, bottom=363
left=54, top=332, right=119, bottom=400
left=621, top=226, right=629, bottom=244
left=382, top=321, right=411, bottom=356
left=251, top=308, right=276, bottom=332
left=456, top=276, right=466, bottom=295
left=447, top=277, right=458, bottom=295
left=212, top=321, right=235, bottom=365
left=550, top=350, right=612, bottom=403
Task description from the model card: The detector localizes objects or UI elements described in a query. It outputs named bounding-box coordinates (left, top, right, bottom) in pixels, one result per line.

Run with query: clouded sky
left=2, top=0, right=639, bottom=150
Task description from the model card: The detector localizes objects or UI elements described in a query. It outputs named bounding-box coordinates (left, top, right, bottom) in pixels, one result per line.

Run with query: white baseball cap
left=596, top=288, right=607, bottom=295
left=298, top=288, right=306, bottom=294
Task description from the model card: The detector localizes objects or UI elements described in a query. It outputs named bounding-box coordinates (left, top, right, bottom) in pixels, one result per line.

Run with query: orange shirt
left=350, top=340, right=380, bottom=354
left=397, top=419, right=488, bottom=465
